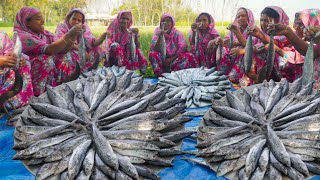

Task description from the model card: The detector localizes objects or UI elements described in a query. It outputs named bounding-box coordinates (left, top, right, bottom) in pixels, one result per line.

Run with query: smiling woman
left=13, top=7, right=82, bottom=96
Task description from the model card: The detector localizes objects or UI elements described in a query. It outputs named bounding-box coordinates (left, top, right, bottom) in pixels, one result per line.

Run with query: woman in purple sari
left=0, top=31, right=34, bottom=109
left=188, top=12, right=220, bottom=68
left=56, top=8, right=106, bottom=72
left=268, top=9, right=320, bottom=88
left=149, top=13, right=197, bottom=76
left=103, top=10, right=147, bottom=74
left=218, top=7, right=256, bottom=88
left=14, top=7, right=81, bottom=96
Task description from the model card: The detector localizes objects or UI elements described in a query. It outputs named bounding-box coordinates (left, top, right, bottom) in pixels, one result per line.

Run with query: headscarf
left=224, top=7, right=255, bottom=41
left=13, top=7, right=55, bottom=54
left=56, top=8, right=96, bottom=49
left=107, top=10, right=133, bottom=46
left=294, top=9, right=320, bottom=27
left=188, top=12, right=219, bottom=47
left=266, top=6, right=289, bottom=25
left=150, top=13, right=187, bottom=56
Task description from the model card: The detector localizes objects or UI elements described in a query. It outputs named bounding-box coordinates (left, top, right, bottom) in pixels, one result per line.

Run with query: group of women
left=1, top=6, right=320, bottom=111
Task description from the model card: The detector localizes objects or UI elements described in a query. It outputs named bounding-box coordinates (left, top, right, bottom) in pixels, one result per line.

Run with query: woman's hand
left=130, top=27, right=139, bottom=35
left=0, top=55, right=17, bottom=68
left=303, top=26, right=320, bottom=43
left=207, top=38, right=223, bottom=53
left=266, top=23, right=291, bottom=36
left=230, top=48, right=245, bottom=56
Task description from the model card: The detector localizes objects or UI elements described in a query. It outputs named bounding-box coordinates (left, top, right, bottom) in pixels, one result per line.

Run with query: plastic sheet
left=0, top=78, right=319, bottom=180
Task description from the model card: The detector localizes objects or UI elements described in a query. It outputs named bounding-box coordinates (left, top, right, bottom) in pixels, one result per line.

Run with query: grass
left=1, top=26, right=228, bottom=77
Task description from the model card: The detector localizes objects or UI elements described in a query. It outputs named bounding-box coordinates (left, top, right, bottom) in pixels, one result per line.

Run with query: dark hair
left=261, top=7, right=280, bottom=19
left=198, top=13, right=211, bottom=24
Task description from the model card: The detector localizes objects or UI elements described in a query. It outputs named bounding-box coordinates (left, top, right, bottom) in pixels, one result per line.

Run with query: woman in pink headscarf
left=268, top=9, right=320, bottom=87
left=188, top=12, right=220, bottom=68
left=248, top=6, right=302, bottom=83
left=56, top=8, right=106, bottom=72
left=103, top=10, right=147, bottom=74
left=217, top=7, right=256, bottom=88
left=14, top=7, right=81, bottom=96
left=0, top=30, right=34, bottom=110
left=149, top=13, right=197, bottom=76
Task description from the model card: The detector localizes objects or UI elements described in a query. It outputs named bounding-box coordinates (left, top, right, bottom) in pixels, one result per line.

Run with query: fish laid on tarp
left=13, top=69, right=190, bottom=180
left=197, top=77, right=320, bottom=180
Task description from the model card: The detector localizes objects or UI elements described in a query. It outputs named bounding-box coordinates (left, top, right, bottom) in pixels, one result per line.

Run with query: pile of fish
left=79, top=65, right=141, bottom=79
left=158, top=67, right=231, bottom=108
left=13, top=71, right=195, bottom=180
left=197, top=78, right=320, bottom=179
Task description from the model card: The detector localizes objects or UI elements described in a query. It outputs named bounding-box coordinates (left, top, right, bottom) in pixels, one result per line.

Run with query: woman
left=149, top=13, right=197, bottom=76
left=104, top=10, right=147, bottom=74
left=0, top=30, right=33, bottom=109
left=268, top=9, right=320, bottom=87
left=251, top=6, right=302, bottom=82
left=14, top=7, right=81, bottom=96
left=188, top=12, right=220, bottom=68
left=218, top=7, right=256, bottom=88
left=56, top=8, right=106, bottom=72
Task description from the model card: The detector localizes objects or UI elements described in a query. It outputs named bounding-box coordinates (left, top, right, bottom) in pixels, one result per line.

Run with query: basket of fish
left=197, top=77, right=320, bottom=180
left=158, top=67, right=231, bottom=108
left=12, top=69, right=194, bottom=180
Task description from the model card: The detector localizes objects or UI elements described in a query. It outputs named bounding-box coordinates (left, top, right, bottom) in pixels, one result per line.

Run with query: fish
left=78, top=29, right=87, bottom=67
left=243, top=34, right=253, bottom=74
left=129, top=29, right=136, bottom=61
left=302, top=38, right=314, bottom=85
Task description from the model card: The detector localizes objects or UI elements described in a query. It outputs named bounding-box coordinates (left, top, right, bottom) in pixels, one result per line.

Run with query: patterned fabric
left=55, top=8, right=103, bottom=72
left=149, top=51, right=197, bottom=76
left=103, top=10, right=147, bottom=73
left=14, top=7, right=77, bottom=96
left=188, top=13, right=220, bottom=68
left=0, top=31, right=34, bottom=109
left=218, top=7, right=256, bottom=87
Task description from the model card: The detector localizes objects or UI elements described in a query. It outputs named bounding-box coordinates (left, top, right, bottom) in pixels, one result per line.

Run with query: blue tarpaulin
left=0, top=78, right=319, bottom=180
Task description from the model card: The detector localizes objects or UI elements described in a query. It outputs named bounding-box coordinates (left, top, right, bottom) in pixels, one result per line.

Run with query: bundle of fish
left=79, top=65, right=140, bottom=79
left=13, top=71, right=194, bottom=180
left=158, top=67, right=231, bottom=108
left=197, top=77, right=320, bottom=180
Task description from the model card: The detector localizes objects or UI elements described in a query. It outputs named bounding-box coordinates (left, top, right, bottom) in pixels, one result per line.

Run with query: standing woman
left=14, top=7, right=81, bottom=96
left=104, top=10, right=147, bottom=74
left=188, top=12, right=220, bottom=68
left=149, top=13, right=197, bottom=76
left=0, top=30, right=33, bottom=109
left=56, top=8, right=106, bottom=72
left=218, top=7, right=256, bottom=88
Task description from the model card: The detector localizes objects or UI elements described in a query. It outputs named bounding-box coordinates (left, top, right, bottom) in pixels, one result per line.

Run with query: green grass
left=2, top=26, right=228, bottom=77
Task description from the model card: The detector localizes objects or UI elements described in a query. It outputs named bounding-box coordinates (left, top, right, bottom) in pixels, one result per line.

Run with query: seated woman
left=268, top=9, right=320, bottom=87
left=149, top=13, right=197, bottom=76
left=0, top=30, right=33, bottom=110
left=217, top=7, right=256, bottom=88
left=104, top=10, right=147, bottom=74
left=14, top=7, right=81, bottom=96
left=250, top=6, right=302, bottom=82
left=56, top=8, right=106, bottom=72
left=188, top=12, right=220, bottom=68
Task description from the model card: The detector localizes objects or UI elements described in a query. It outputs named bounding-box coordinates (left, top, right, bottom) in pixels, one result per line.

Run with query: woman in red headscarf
left=103, top=10, right=147, bottom=74
left=188, top=12, right=220, bottom=68
left=149, top=13, right=198, bottom=76
left=56, top=8, right=106, bottom=72
left=14, top=7, right=81, bottom=96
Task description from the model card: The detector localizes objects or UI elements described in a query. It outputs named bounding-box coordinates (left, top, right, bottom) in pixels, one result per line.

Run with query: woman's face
left=119, top=12, right=132, bottom=29
left=161, top=17, right=173, bottom=31
left=260, top=14, right=272, bottom=32
left=198, top=14, right=210, bottom=29
left=69, top=12, right=83, bottom=27
left=236, top=9, right=249, bottom=27
left=294, top=18, right=305, bottom=37
left=26, top=12, right=44, bottom=34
